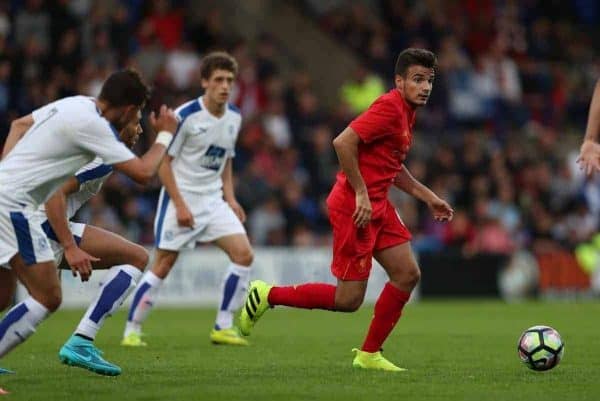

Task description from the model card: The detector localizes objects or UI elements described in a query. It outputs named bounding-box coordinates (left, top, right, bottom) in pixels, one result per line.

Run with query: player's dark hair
left=394, top=48, right=437, bottom=76
left=200, top=51, right=238, bottom=80
left=98, top=69, right=150, bottom=108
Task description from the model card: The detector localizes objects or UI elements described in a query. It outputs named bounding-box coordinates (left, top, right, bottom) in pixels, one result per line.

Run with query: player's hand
left=149, top=105, right=178, bottom=134
left=577, top=140, right=600, bottom=176
left=176, top=203, right=195, bottom=228
left=353, top=190, right=372, bottom=228
left=427, top=196, right=454, bottom=222
left=64, top=244, right=99, bottom=282
left=227, top=199, right=246, bottom=223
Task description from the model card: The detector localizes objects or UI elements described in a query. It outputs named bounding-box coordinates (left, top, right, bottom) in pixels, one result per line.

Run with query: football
left=517, top=325, right=564, bottom=371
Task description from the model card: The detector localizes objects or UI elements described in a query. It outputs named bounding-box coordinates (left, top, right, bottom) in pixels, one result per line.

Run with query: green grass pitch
left=1, top=301, right=599, bottom=401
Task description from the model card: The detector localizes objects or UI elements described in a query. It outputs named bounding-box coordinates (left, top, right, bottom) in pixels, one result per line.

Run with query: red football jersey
left=327, top=89, right=416, bottom=217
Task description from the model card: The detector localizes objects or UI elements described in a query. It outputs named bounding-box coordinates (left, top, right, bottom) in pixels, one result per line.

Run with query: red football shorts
left=329, top=200, right=412, bottom=281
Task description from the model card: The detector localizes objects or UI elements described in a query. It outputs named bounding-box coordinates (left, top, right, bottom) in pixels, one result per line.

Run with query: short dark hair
left=98, top=69, right=150, bottom=108
left=394, top=48, right=437, bottom=76
left=200, top=51, right=238, bottom=80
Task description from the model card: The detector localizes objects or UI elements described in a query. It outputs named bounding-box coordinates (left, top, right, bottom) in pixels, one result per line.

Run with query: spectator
left=249, top=196, right=286, bottom=245
left=147, top=0, right=183, bottom=50
left=165, top=41, right=200, bottom=90
left=14, top=0, right=50, bottom=52
left=340, top=65, right=385, bottom=115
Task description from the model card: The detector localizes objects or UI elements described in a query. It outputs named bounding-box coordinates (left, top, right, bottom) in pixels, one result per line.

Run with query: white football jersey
left=36, top=157, right=112, bottom=220
left=0, top=96, right=134, bottom=208
left=167, top=96, right=242, bottom=194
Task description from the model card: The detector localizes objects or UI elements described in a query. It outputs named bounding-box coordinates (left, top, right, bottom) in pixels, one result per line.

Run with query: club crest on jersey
left=199, top=144, right=226, bottom=171
left=228, top=125, right=234, bottom=136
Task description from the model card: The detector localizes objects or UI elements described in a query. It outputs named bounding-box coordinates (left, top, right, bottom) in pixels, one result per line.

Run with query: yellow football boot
left=239, top=280, right=272, bottom=336
left=121, top=332, right=147, bottom=347
left=210, top=327, right=249, bottom=346
left=351, top=348, right=407, bottom=372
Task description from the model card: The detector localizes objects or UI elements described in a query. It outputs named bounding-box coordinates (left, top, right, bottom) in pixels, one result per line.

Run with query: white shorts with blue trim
left=153, top=188, right=246, bottom=251
left=41, top=220, right=87, bottom=267
left=0, top=199, right=55, bottom=268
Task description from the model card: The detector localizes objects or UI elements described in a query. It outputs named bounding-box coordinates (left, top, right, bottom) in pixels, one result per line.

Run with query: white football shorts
left=154, top=188, right=246, bottom=251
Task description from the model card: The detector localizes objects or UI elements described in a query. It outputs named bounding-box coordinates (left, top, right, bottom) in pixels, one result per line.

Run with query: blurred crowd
left=0, top=0, right=599, bottom=256
left=308, top=0, right=600, bottom=256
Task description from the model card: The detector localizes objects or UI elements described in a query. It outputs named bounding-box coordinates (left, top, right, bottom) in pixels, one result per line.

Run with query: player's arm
left=332, top=126, right=371, bottom=227
left=157, top=155, right=194, bottom=228
left=112, top=106, right=178, bottom=185
left=393, top=166, right=454, bottom=222
left=221, top=157, right=246, bottom=223
left=578, top=79, right=600, bottom=175
left=1, top=114, right=34, bottom=158
left=44, top=177, right=99, bottom=281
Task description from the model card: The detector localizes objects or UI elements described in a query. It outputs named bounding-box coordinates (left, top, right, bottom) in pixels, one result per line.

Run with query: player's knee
left=335, top=294, right=364, bottom=312
left=397, top=264, right=420, bottom=290
left=131, top=246, right=150, bottom=270
left=38, top=287, right=62, bottom=312
left=230, top=247, right=253, bottom=266
left=408, top=265, right=421, bottom=287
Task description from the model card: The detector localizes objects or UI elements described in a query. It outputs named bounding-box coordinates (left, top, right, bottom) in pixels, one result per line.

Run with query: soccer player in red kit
left=240, top=48, right=454, bottom=371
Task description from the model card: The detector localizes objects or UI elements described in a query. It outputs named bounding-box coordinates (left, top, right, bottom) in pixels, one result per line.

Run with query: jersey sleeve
left=167, top=118, right=189, bottom=157
left=229, top=116, right=242, bottom=158
left=31, top=102, right=58, bottom=123
left=75, top=157, right=113, bottom=184
left=74, top=118, right=135, bottom=165
left=349, top=97, right=398, bottom=143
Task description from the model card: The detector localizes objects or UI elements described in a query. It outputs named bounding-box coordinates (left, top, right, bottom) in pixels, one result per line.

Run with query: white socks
left=124, top=271, right=163, bottom=337
left=215, top=263, right=251, bottom=330
left=75, top=264, right=142, bottom=340
left=0, top=297, right=49, bottom=358
left=123, top=263, right=251, bottom=335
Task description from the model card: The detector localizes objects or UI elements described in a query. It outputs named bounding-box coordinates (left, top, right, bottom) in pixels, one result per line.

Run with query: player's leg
left=210, top=233, right=253, bottom=345
left=72, top=225, right=148, bottom=340
left=59, top=225, right=148, bottom=375
left=123, top=188, right=183, bottom=345
left=122, top=248, right=178, bottom=345
left=240, top=280, right=367, bottom=338
left=0, top=269, right=17, bottom=312
left=198, top=198, right=252, bottom=344
left=363, top=242, right=419, bottom=350
left=351, top=242, right=416, bottom=372
left=0, top=269, right=17, bottom=373
left=0, top=256, right=59, bottom=359
left=353, top=206, right=415, bottom=372
left=0, top=267, right=24, bottom=374
left=0, top=208, right=58, bottom=367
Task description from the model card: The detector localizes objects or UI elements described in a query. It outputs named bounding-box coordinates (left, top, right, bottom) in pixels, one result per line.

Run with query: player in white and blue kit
left=0, top=123, right=148, bottom=376
left=123, top=52, right=254, bottom=346
left=0, top=70, right=178, bottom=374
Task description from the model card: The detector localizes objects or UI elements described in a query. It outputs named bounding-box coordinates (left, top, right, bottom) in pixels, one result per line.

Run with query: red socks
left=267, top=281, right=409, bottom=352
left=361, top=283, right=411, bottom=353
left=268, top=283, right=336, bottom=310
